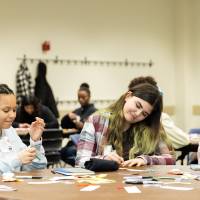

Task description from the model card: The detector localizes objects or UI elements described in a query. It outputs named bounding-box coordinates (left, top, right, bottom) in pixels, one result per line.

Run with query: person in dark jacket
left=34, top=61, right=59, bottom=118
left=61, top=83, right=97, bottom=131
left=60, top=83, right=97, bottom=166
left=13, top=95, right=59, bottom=129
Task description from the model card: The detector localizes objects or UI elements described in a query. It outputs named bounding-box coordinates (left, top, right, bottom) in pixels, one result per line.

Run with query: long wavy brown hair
left=106, top=83, right=165, bottom=158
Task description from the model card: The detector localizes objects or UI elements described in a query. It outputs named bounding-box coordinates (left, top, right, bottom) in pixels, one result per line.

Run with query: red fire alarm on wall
left=42, top=41, right=50, bottom=52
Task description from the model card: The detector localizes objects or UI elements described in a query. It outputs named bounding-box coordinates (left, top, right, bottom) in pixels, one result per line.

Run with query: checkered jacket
left=76, top=112, right=175, bottom=167
left=16, top=63, right=34, bottom=104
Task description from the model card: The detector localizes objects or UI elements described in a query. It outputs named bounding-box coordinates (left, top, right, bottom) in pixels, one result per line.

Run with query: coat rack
left=17, top=55, right=154, bottom=67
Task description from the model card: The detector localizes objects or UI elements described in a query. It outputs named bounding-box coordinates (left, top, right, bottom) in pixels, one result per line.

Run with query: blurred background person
left=13, top=95, right=59, bottom=129
left=61, top=83, right=97, bottom=131
left=60, top=82, right=97, bottom=166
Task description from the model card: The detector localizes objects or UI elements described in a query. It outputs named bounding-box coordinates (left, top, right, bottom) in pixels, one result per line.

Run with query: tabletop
left=0, top=165, right=200, bottom=200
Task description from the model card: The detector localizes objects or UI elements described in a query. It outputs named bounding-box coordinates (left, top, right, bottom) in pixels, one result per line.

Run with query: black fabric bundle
left=85, top=158, right=119, bottom=172
left=61, top=115, right=76, bottom=129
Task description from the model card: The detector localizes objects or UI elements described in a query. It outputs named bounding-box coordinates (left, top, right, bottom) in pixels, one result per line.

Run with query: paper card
left=2, top=177, right=17, bottom=182
left=49, top=176, right=76, bottom=181
left=168, top=168, right=183, bottom=175
left=124, top=186, right=141, bottom=193
left=28, top=181, right=59, bottom=184
left=78, top=177, right=115, bottom=184
left=126, top=169, right=155, bottom=172
left=63, top=181, right=75, bottom=184
left=96, top=174, right=107, bottom=178
left=160, top=185, right=193, bottom=191
left=80, top=185, right=100, bottom=191
left=0, top=185, right=17, bottom=191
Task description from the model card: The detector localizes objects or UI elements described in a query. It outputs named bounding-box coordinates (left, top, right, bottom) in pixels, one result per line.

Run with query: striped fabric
left=76, top=112, right=175, bottom=167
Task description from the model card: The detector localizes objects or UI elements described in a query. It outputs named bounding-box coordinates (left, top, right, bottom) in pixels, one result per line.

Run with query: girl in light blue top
left=0, top=84, right=47, bottom=174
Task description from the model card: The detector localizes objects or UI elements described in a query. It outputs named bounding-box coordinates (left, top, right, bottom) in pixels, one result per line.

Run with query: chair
left=189, top=128, right=200, bottom=144
left=176, top=144, right=198, bottom=165
left=42, top=129, right=63, bottom=168
left=176, top=128, right=200, bottom=165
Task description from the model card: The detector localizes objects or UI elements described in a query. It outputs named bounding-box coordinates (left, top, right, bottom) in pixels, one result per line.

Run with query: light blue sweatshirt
left=0, top=127, right=47, bottom=174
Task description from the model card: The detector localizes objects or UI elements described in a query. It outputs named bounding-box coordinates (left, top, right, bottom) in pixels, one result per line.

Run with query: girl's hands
left=103, top=152, right=147, bottom=167
left=122, top=158, right=146, bottom=167
left=18, top=147, right=36, bottom=164
left=29, top=117, right=45, bottom=142
left=103, top=151, right=124, bottom=165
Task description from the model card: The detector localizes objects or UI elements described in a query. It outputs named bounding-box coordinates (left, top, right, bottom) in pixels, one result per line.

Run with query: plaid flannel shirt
left=16, top=63, right=34, bottom=104
left=76, top=112, right=175, bottom=167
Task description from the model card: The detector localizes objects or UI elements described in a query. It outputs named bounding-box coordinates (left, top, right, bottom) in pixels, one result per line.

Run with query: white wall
left=174, top=0, right=191, bottom=130
left=174, top=0, right=200, bottom=131
left=0, top=0, right=175, bottom=98
left=186, top=0, right=200, bottom=129
left=1, top=0, right=198, bottom=131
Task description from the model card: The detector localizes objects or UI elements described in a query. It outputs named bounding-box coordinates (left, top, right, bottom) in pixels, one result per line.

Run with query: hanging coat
left=34, top=61, right=59, bottom=118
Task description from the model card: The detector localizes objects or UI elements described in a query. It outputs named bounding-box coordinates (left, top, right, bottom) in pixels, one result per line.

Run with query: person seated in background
left=76, top=82, right=175, bottom=168
left=12, top=95, right=59, bottom=129
left=128, top=76, right=189, bottom=150
left=0, top=84, right=47, bottom=174
left=60, top=83, right=97, bottom=166
left=61, top=83, right=97, bottom=131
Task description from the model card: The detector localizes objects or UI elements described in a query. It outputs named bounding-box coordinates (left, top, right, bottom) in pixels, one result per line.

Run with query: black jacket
left=34, top=62, right=59, bottom=118
left=13, top=104, right=59, bottom=129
